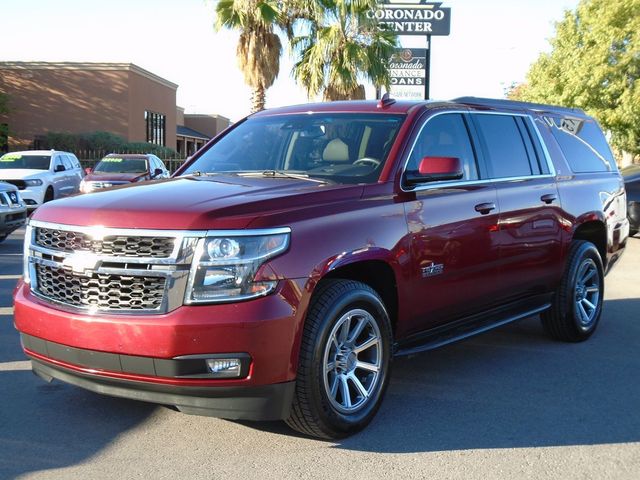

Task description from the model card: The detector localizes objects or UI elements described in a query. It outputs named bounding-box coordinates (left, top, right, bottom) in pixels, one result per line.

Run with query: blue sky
left=4, top=0, right=579, bottom=120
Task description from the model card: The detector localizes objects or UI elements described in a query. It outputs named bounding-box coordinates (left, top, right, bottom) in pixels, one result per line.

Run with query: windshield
left=181, top=113, right=405, bottom=184
left=0, top=153, right=50, bottom=170
left=94, top=157, right=148, bottom=174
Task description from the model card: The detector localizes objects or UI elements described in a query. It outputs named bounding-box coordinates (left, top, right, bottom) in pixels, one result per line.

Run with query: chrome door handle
left=541, top=193, right=557, bottom=204
left=474, top=202, right=496, bottom=214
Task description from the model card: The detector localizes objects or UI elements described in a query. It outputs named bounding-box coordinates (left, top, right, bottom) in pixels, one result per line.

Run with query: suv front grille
left=35, top=264, right=166, bottom=310
left=3, top=180, right=26, bottom=190
left=35, top=227, right=175, bottom=258
left=26, top=221, right=203, bottom=314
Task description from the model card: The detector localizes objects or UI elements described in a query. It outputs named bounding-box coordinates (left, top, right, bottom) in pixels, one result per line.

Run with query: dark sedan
left=622, top=165, right=640, bottom=236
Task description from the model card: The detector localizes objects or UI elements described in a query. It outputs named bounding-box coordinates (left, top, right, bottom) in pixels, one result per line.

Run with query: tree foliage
left=288, top=0, right=397, bottom=100
left=512, top=0, right=640, bottom=155
left=39, top=131, right=177, bottom=159
left=214, top=0, right=397, bottom=106
left=215, top=0, right=282, bottom=112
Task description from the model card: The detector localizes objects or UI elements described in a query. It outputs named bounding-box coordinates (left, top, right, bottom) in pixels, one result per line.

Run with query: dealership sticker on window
left=0, top=154, right=22, bottom=161
left=103, top=158, right=123, bottom=163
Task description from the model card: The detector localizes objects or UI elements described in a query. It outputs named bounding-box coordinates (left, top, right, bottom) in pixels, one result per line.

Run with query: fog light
left=206, top=358, right=242, bottom=378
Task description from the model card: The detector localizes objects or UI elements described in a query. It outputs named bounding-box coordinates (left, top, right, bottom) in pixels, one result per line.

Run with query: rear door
left=401, top=112, right=502, bottom=335
left=470, top=112, right=563, bottom=302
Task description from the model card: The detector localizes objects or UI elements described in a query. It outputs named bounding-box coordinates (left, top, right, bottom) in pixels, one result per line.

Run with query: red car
left=14, top=97, right=629, bottom=438
left=79, top=153, right=170, bottom=193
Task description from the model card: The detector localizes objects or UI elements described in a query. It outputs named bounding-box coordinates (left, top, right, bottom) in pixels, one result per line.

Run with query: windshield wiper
left=257, top=170, right=327, bottom=183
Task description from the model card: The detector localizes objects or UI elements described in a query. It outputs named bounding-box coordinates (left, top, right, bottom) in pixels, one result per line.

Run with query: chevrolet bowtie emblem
left=62, top=253, right=99, bottom=273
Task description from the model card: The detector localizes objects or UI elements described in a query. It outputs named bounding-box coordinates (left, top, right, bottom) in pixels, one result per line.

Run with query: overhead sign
left=369, top=1, right=451, bottom=36
left=388, top=48, right=427, bottom=100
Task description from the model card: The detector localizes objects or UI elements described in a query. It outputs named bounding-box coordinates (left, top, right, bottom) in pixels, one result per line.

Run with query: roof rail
left=452, top=96, right=586, bottom=116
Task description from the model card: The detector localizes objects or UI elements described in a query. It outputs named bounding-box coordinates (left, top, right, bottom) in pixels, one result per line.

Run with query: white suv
left=0, top=150, right=84, bottom=210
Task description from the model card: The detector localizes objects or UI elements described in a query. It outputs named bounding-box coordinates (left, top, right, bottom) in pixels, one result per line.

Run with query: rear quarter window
left=545, top=116, right=616, bottom=173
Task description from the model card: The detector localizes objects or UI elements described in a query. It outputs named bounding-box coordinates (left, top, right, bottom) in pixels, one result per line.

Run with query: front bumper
left=14, top=279, right=307, bottom=420
left=20, top=185, right=46, bottom=209
left=0, top=207, right=27, bottom=236
left=29, top=353, right=295, bottom=420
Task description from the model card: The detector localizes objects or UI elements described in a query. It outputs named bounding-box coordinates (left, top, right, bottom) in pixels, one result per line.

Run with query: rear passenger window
left=408, top=113, right=478, bottom=181
left=545, top=116, right=616, bottom=172
left=473, top=114, right=532, bottom=178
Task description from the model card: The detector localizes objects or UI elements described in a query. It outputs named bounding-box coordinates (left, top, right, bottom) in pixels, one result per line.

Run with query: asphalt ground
left=1, top=227, right=639, bottom=479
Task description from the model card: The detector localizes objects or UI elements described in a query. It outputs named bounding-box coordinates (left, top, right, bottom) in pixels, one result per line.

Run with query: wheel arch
left=572, top=219, right=607, bottom=267
left=314, top=258, right=399, bottom=334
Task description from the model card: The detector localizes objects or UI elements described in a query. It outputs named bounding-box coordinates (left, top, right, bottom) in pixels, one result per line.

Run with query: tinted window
left=0, top=153, right=50, bottom=170
left=546, top=116, right=615, bottom=173
left=61, top=155, right=73, bottom=170
left=94, top=157, right=148, bottom=173
left=407, top=113, right=478, bottom=181
left=473, top=114, right=532, bottom=178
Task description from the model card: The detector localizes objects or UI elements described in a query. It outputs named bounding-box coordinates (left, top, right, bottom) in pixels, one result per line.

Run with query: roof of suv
left=3, top=150, right=75, bottom=156
left=252, top=97, right=587, bottom=118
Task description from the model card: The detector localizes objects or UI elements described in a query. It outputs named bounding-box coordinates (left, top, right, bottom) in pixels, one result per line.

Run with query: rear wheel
left=541, top=240, right=604, bottom=342
left=286, top=279, right=392, bottom=439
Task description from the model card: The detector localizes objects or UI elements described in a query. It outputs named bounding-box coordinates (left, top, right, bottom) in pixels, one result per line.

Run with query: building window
left=145, top=111, right=166, bottom=146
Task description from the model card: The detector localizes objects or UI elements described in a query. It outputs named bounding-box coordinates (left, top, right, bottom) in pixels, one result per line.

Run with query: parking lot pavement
left=1, top=229, right=639, bottom=480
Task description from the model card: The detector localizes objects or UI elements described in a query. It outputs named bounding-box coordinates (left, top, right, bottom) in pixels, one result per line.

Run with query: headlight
left=184, top=228, right=290, bottom=304
left=23, top=222, right=32, bottom=284
left=79, top=180, right=92, bottom=193
left=25, top=179, right=43, bottom=187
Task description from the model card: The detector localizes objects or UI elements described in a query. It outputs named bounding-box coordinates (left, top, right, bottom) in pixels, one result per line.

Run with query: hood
left=84, top=172, right=147, bottom=183
left=32, top=174, right=364, bottom=230
left=0, top=169, right=48, bottom=179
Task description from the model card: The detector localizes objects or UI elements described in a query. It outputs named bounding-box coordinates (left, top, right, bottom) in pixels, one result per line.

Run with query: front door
left=401, top=112, right=502, bottom=336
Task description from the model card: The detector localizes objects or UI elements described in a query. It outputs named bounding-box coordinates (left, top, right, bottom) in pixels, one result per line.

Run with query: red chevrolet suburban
left=14, top=97, right=629, bottom=439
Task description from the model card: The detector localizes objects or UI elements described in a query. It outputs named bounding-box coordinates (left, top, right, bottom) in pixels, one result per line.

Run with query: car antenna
left=377, top=92, right=396, bottom=109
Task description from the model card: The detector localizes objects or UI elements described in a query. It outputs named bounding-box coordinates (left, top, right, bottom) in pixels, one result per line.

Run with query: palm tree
left=215, top=0, right=282, bottom=112
left=289, top=0, right=397, bottom=101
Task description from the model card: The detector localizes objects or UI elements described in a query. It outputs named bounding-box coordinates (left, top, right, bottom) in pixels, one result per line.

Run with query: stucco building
left=0, top=61, right=230, bottom=155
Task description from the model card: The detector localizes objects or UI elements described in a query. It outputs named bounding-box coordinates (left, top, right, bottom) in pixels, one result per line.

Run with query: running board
left=393, top=302, right=551, bottom=357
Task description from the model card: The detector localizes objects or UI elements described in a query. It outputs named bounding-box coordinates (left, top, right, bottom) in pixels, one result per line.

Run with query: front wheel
left=286, top=279, right=392, bottom=439
left=541, top=240, right=604, bottom=342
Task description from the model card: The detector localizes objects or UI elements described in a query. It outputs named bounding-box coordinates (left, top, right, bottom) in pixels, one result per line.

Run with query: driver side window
left=408, top=113, right=479, bottom=181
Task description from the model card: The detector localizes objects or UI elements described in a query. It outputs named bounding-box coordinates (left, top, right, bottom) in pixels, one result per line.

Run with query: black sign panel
left=369, top=1, right=451, bottom=36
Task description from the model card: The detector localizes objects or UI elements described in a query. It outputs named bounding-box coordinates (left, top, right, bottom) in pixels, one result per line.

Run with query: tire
left=541, top=240, right=604, bottom=342
left=286, top=279, right=392, bottom=439
left=630, top=228, right=638, bottom=237
left=43, top=187, right=54, bottom=203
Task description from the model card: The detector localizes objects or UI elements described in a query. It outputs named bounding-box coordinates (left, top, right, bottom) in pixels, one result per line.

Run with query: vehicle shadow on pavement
left=0, top=369, right=155, bottom=479
left=333, top=298, right=640, bottom=453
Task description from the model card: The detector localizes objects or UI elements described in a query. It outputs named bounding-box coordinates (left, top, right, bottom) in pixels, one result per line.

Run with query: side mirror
left=54, top=164, right=66, bottom=173
left=84, top=167, right=93, bottom=175
left=153, top=168, right=163, bottom=178
left=404, top=156, right=463, bottom=186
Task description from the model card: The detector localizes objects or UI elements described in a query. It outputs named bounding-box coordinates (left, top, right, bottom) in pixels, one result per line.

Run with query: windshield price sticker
left=0, top=154, right=22, bottom=161
left=103, top=158, right=123, bottom=163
